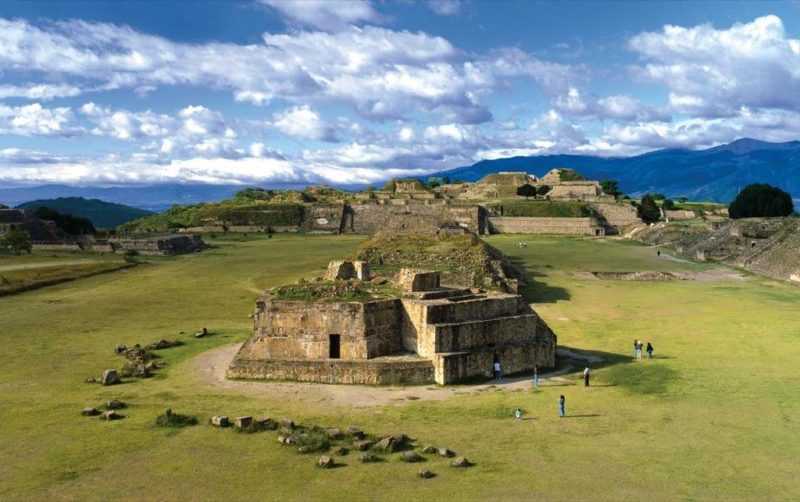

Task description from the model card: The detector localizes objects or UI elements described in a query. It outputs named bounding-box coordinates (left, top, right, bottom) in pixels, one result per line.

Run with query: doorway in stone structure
left=329, top=334, right=341, bottom=359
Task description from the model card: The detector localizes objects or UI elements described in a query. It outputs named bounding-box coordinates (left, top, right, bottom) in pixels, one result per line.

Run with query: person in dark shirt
left=646, top=342, right=654, bottom=359
left=533, top=364, right=540, bottom=387
left=558, top=395, right=566, bottom=417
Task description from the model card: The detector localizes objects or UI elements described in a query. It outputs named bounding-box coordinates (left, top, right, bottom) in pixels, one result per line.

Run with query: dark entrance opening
left=329, top=334, right=341, bottom=359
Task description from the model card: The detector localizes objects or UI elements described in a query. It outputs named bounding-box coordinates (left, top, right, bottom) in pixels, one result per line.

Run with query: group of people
left=633, top=339, right=654, bottom=359
left=516, top=241, right=528, bottom=248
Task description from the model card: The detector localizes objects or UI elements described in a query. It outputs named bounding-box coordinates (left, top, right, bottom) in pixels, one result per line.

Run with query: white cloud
left=260, top=0, right=381, bottom=31
left=271, top=105, right=338, bottom=142
left=0, top=83, right=82, bottom=100
left=428, top=0, right=461, bottom=16
left=553, top=87, right=667, bottom=121
left=0, top=103, right=80, bottom=136
left=629, top=15, right=800, bottom=116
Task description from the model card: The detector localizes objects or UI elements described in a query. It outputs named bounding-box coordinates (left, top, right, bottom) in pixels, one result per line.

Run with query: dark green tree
left=536, top=185, right=551, bottom=196
left=638, top=194, right=661, bottom=223
left=516, top=184, right=536, bottom=198
left=1, top=229, right=32, bottom=255
left=33, top=207, right=95, bottom=235
left=662, top=199, right=676, bottom=210
left=651, top=193, right=666, bottom=201
left=442, top=176, right=450, bottom=184
left=600, top=179, right=622, bottom=198
left=729, top=183, right=794, bottom=219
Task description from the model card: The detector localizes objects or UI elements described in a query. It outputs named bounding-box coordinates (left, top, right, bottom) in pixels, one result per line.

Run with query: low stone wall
left=486, top=216, right=604, bottom=236
left=344, top=202, right=482, bottom=235
left=227, top=356, right=434, bottom=385
left=110, top=235, right=207, bottom=255
left=590, top=203, right=641, bottom=234
left=664, top=209, right=697, bottom=221
left=301, top=205, right=345, bottom=233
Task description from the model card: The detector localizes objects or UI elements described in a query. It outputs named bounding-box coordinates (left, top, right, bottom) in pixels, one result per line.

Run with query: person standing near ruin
left=493, top=360, right=502, bottom=381
left=646, top=342, right=654, bottom=359
left=634, top=339, right=639, bottom=359
left=583, top=367, right=590, bottom=387
left=533, top=364, right=540, bottom=387
left=558, top=395, right=566, bottom=418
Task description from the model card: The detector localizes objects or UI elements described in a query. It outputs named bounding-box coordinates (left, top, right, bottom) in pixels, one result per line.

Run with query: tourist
left=583, top=367, right=590, bottom=387
left=638, top=340, right=644, bottom=359
left=657, top=249, right=661, bottom=258
left=634, top=339, right=639, bottom=359
left=558, top=395, right=566, bottom=418
left=515, top=408, right=523, bottom=420
left=493, top=360, right=502, bottom=381
left=646, top=342, right=654, bottom=359
left=533, top=364, right=540, bottom=387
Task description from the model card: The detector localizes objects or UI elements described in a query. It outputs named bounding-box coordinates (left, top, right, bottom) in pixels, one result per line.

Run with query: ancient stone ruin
left=227, top=261, right=557, bottom=385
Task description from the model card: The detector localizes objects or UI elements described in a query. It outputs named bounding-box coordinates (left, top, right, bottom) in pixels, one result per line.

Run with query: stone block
left=353, top=261, right=371, bottom=281
left=234, top=416, right=253, bottom=429
left=101, top=368, right=120, bottom=386
left=324, top=260, right=356, bottom=281
left=399, top=269, right=440, bottom=292
left=211, top=416, right=230, bottom=427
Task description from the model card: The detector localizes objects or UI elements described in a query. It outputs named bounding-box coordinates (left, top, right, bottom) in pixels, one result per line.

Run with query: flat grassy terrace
left=1, top=233, right=799, bottom=500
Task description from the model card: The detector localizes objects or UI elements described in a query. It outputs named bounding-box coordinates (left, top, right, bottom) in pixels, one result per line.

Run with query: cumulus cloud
left=0, top=83, right=82, bottom=100
left=260, top=0, right=381, bottom=31
left=629, top=15, right=800, bottom=116
left=0, top=103, right=80, bottom=136
left=271, top=105, right=338, bottom=142
left=553, top=87, right=668, bottom=122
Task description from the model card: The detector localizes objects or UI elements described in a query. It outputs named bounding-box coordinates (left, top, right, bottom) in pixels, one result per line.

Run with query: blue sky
left=1, top=0, right=799, bottom=187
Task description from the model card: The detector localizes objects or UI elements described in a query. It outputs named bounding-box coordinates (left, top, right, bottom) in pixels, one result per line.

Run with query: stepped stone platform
left=227, top=266, right=557, bottom=385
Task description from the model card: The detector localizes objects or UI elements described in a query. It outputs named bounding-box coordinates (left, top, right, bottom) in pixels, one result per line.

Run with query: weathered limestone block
left=82, top=407, right=100, bottom=416
left=101, top=369, right=120, bottom=385
left=324, top=260, right=356, bottom=281
left=399, top=269, right=440, bottom=292
left=353, top=261, right=371, bottom=281
left=235, top=416, right=253, bottom=429
left=318, top=455, right=334, bottom=468
left=211, top=416, right=230, bottom=427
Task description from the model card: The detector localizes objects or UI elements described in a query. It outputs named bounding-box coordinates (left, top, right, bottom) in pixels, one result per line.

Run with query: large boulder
left=317, top=455, right=334, bottom=469
left=400, top=451, right=424, bottom=463
left=101, top=369, right=120, bottom=386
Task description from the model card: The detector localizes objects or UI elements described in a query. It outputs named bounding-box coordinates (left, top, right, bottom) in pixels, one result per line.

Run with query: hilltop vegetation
left=17, top=197, right=152, bottom=228
left=117, top=187, right=347, bottom=233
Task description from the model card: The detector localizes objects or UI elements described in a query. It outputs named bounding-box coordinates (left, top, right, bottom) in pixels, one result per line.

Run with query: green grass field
left=1, top=233, right=799, bottom=501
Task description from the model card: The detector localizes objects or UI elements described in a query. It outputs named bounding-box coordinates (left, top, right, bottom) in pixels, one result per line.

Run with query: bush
left=155, top=409, right=198, bottom=428
left=0, top=229, right=32, bottom=255
left=536, top=185, right=551, bottom=196
left=516, top=184, right=536, bottom=198
left=33, top=207, right=95, bottom=235
left=729, top=183, right=794, bottom=219
left=600, top=180, right=621, bottom=198
left=662, top=199, right=676, bottom=210
left=638, top=194, right=661, bottom=223
left=558, top=169, right=586, bottom=181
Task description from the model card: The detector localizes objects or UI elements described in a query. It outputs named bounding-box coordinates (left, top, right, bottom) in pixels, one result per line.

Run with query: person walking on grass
left=583, top=367, right=590, bottom=387
left=493, top=360, right=502, bottom=381
left=634, top=339, right=640, bottom=359
left=657, top=249, right=661, bottom=258
left=533, top=364, right=540, bottom=388
left=646, top=342, right=654, bottom=359
left=638, top=340, right=644, bottom=359
left=558, top=395, right=566, bottom=418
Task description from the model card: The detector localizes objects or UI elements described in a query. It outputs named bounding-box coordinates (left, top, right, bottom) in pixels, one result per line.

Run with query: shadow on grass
left=557, top=345, right=680, bottom=396
left=562, top=414, right=601, bottom=419
left=507, top=257, right=570, bottom=304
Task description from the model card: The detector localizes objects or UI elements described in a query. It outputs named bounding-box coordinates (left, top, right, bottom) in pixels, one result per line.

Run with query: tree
left=442, top=176, right=450, bottom=185
left=1, top=229, right=32, bottom=255
left=599, top=179, right=621, bottom=198
left=678, top=196, right=689, bottom=203
left=729, top=183, right=794, bottom=219
left=426, top=177, right=441, bottom=189
left=662, top=199, right=676, bottom=210
left=516, top=184, right=536, bottom=198
left=33, top=207, right=95, bottom=235
left=638, top=194, right=661, bottom=223
left=651, top=193, right=666, bottom=201
left=536, top=185, right=551, bottom=196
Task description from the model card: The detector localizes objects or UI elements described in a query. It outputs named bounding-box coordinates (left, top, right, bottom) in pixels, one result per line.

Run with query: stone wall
left=664, top=209, right=697, bottom=221
left=486, top=216, right=604, bottom=236
left=227, top=355, right=434, bottom=385
left=343, top=202, right=482, bottom=235
left=590, top=203, right=641, bottom=234
left=301, top=205, right=346, bottom=233
left=110, top=235, right=207, bottom=255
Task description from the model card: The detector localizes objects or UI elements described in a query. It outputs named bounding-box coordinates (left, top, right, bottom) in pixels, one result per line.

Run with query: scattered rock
left=400, top=451, right=424, bottom=463
left=101, top=368, right=120, bottom=386
left=256, top=417, right=276, bottom=430
left=438, top=447, right=455, bottom=458
left=353, top=440, right=374, bottom=451
left=278, top=434, right=290, bottom=445
left=194, top=327, right=208, bottom=338
left=451, top=457, right=471, bottom=468
left=422, top=445, right=437, bottom=454
left=234, top=416, right=253, bottom=429
left=85, top=376, right=97, bottom=384
left=81, top=407, right=100, bottom=416
left=332, top=446, right=348, bottom=456
left=371, top=276, right=388, bottom=285
left=375, top=437, right=396, bottom=452
left=359, top=453, right=379, bottom=463
left=346, top=426, right=364, bottom=439
left=101, top=410, right=123, bottom=421
left=106, top=400, right=127, bottom=410
left=318, top=455, right=334, bottom=468
left=115, top=344, right=127, bottom=354
left=298, top=445, right=318, bottom=454
left=211, top=416, right=230, bottom=427
left=325, top=428, right=342, bottom=440
left=279, top=418, right=295, bottom=430
left=418, top=468, right=435, bottom=479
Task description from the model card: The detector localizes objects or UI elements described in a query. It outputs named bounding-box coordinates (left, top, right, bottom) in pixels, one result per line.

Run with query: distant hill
left=16, top=197, right=153, bottom=229
left=429, top=138, right=800, bottom=203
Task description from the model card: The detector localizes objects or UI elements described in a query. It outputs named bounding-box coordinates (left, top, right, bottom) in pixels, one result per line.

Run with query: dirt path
left=189, top=343, right=581, bottom=408
left=0, top=259, right=101, bottom=272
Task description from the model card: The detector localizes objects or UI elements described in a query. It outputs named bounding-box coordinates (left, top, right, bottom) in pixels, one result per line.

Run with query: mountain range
left=1, top=138, right=798, bottom=210
left=432, top=138, right=800, bottom=202
left=15, top=197, right=153, bottom=229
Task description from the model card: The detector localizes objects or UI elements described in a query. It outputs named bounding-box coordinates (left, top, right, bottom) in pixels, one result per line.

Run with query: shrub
left=0, top=229, right=32, bottom=255
left=662, top=199, right=676, bottom=210
left=558, top=169, right=586, bottom=181
left=33, top=206, right=96, bottom=235
left=600, top=179, right=621, bottom=198
left=155, top=409, right=198, bottom=428
left=536, top=185, right=551, bottom=196
left=516, top=184, right=536, bottom=198
left=729, top=183, right=794, bottom=219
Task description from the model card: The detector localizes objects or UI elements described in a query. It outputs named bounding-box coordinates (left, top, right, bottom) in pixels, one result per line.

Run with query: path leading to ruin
left=0, top=259, right=102, bottom=272
left=190, top=343, right=584, bottom=408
